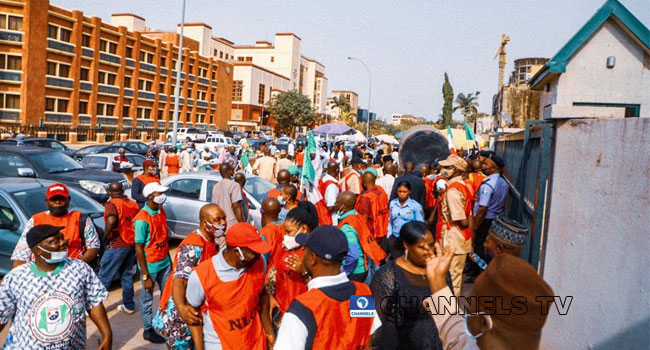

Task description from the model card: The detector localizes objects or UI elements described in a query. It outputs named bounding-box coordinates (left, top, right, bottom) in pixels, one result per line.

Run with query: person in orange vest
left=356, top=171, right=390, bottom=242
left=342, top=158, right=363, bottom=195
left=134, top=182, right=172, bottom=344
left=465, top=151, right=486, bottom=204
left=185, top=223, right=274, bottom=350
left=97, top=181, right=141, bottom=315
left=336, top=192, right=387, bottom=283
left=11, top=183, right=100, bottom=269
left=263, top=201, right=319, bottom=328
left=154, top=203, right=226, bottom=350
left=426, top=160, right=449, bottom=230
left=317, top=161, right=341, bottom=224
left=274, top=225, right=381, bottom=349
left=438, top=154, right=472, bottom=297
left=164, top=147, right=181, bottom=177
left=132, top=160, right=161, bottom=208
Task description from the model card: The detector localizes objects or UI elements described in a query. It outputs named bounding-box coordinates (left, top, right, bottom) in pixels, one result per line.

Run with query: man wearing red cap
left=132, top=160, right=161, bottom=208
left=185, top=222, right=274, bottom=350
left=11, top=183, right=100, bottom=269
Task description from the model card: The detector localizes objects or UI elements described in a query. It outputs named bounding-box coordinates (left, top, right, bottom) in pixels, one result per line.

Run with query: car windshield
left=76, top=146, right=105, bottom=155
left=27, top=152, right=84, bottom=173
left=11, top=187, right=103, bottom=218
left=127, top=142, right=149, bottom=151
left=244, top=177, right=275, bottom=203
left=127, top=155, right=145, bottom=167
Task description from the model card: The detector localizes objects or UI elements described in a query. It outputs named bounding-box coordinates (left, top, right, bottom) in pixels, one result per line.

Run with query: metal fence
left=0, top=124, right=168, bottom=143
left=495, top=120, right=554, bottom=271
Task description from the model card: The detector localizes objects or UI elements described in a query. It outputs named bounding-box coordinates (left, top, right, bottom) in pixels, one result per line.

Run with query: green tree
left=453, top=91, right=480, bottom=124
left=330, top=96, right=354, bottom=125
left=442, top=72, right=454, bottom=127
left=267, top=90, right=317, bottom=136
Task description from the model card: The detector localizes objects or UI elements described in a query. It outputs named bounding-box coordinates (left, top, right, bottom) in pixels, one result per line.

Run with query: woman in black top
left=370, top=221, right=451, bottom=350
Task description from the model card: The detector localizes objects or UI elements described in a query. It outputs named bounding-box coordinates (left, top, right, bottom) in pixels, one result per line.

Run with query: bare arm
left=105, top=215, right=118, bottom=238
left=189, top=323, right=205, bottom=350
left=474, top=206, right=488, bottom=230
left=172, top=278, right=202, bottom=326
left=89, top=303, right=113, bottom=350
left=259, top=289, right=275, bottom=348
left=232, top=201, right=245, bottom=223
left=135, top=243, right=153, bottom=293
left=80, top=248, right=99, bottom=264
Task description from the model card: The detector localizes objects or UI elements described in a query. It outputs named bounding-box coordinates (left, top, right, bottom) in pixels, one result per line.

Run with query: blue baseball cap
left=295, top=226, right=348, bottom=262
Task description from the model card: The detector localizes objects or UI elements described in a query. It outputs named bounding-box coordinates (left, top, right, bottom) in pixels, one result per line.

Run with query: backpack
left=79, top=213, right=108, bottom=271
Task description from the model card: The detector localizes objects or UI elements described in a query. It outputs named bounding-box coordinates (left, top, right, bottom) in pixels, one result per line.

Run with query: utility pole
left=347, top=57, right=371, bottom=140
left=171, top=0, right=186, bottom=148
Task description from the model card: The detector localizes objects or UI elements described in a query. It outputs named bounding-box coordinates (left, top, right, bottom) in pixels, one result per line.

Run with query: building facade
left=391, top=114, right=417, bottom=125
left=0, top=0, right=233, bottom=136
left=508, top=57, right=549, bottom=85
left=327, top=90, right=358, bottom=121
left=356, top=108, right=376, bottom=123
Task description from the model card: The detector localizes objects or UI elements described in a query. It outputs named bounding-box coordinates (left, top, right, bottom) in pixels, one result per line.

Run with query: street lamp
left=347, top=56, right=371, bottom=140
left=171, top=0, right=186, bottom=148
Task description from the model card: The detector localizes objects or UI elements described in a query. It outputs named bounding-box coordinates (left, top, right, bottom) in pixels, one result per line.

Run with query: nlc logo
left=350, top=295, right=375, bottom=318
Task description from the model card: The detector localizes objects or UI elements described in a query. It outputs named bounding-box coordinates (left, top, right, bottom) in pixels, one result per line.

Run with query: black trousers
left=468, top=218, right=492, bottom=277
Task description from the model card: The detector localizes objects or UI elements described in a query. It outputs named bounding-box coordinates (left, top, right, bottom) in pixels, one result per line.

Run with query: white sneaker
left=117, top=305, right=136, bottom=314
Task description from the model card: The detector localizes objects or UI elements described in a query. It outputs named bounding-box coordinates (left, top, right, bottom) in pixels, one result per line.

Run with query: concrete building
left=391, top=114, right=418, bottom=125
left=356, top=108, right=376, bottom=123
left=530, top=0, right=650, bottom=119
left=327, top=90, right=358, bottom=121
left=0, top=1, right=233, bottom=136
left=508, top=57, right=549, bottom=85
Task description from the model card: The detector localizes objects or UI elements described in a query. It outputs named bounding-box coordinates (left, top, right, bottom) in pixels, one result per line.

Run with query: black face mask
left=481, top=169, right=490, bottom=176
left=48, top=206, right=68, bottom=217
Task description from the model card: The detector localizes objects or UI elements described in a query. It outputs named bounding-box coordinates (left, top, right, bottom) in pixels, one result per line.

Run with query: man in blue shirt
left=471, top=153, right=508, bottom=277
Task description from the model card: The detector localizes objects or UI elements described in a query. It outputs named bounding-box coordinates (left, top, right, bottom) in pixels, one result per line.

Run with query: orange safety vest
left=290, top=281, right=373, bottom=350
left=136, top=174, right=160, bottom=186
left=343, top=172, right=361, bottom=192
left=133, top=207, right=169, bottom=263
left=33, top=211, right=84, bottom=259
left=264, top=225, right=307, bottom=313
left=194, top=256, right=267, bottom=350
left=426, top=175, right=447, bottom=211
left=338, top=214, right=386, bottom=267
left=318, top=178, right=340, bottom=198
left=104, top=196, right=140, bottom=245
left=267, top=187, right=282, bottom=199
left=159, top=232, right=217, bottom=312
left=355, top=187, right=389, bottom=239
left=165, top=155, right=180, bottom=175
left=441, top=182, right=473, bottom=241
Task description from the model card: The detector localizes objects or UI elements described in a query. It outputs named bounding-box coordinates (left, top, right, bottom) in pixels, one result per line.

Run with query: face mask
left=48, top=206, right=68, bottom=217
left=441, top=169, right=454, bottom=179
left=215, top=235, right=226, bottom=251
left=464, top=312, right=492, bottom=339
left=481, top=169, right=490, bottom=176
left=278, top=196, right=286, bottom=207
left=153, top=194, right=167, bottom=205
left=39, top=246, right=67, bottom=264
left=282, top=235, right=300, bottom=250
left=205, top=221, right=226, bottom=237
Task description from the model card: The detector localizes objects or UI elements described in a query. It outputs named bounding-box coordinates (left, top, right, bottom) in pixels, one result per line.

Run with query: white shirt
left=376, top=173, right=395, bottom=196
left=423, top=286, right=480, bottom=350
left=274, top=272, right=381, bottom=350
left=321, top=174, right=340, bottom=207
left=288, top=143, right=295, bottom=156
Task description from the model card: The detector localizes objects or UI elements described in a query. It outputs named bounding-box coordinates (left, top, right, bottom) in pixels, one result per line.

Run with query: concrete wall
left=541, top=117, right=650, bottom=349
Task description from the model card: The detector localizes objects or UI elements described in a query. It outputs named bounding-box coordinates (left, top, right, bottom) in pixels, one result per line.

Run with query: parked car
left=81, top=153, right=146, bottom=173
left=110, top=141, right=150, bottom=156
left=160, top=172, right=275, bottom=238
left=0, top=137, right=76, bottom=156
left=246, top=138, right=269, bottom=150
left=276, top=137, right=294, bottom=145
left=0, top=178, right=105, bottom=275
left=204, top=136, right=240, bottom=152
left=0, top=145, right=128, bottom=203
left=71, top=144, right=123, bottom=160
left=231, top=132, right=246, bottom=141
left=165, top=128, right=207, bottom=143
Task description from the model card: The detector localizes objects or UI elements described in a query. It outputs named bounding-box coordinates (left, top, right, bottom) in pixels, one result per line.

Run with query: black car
left=247, top=138, right=269, bottom=150
left=0, top=137, right=76, bottom=156
left=71, top=144, right=122, bottom=160
left=109, top=141, right=150, bottom=156
left=0, top=145, right=128, bottom=203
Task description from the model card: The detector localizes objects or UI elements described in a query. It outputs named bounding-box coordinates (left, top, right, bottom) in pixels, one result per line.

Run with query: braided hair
left=285, top=200, right=319, bottom=231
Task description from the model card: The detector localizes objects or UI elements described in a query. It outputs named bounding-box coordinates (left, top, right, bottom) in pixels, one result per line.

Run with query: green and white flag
left=464, top=121, right=480, bottom=150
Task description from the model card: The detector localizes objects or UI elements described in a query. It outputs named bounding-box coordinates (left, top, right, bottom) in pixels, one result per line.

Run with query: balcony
left=82, top=48, right=94, bottom=58
left=212, top=80, right=218, bottom=88
left=0, top=110, right=20, bottom=121
left=98, top=117, right=118, bottom=126
left=198, top=77, right=210, bottom=85
left=80, top=82, right=92, bottom=91
left=160, top=67, right=168, bottom=75
left=189, top=74, right=195, bottom=82
left=47, top=39, right=74, bottom=54
left=211, top=102, right=217, bottom=109
left=0, top=71, right=21, bottom=82
left=47, top=77, right=73, bottom=89
left=98, top=85, right=119, bottom=95
left=137, top=119, right=154, bottom=128
left=140, top=62, right=157, bottom=73
left=160, top=94, right=167, bottom=102
left=197, top=100, right=208, bottom=108
left=187, top=99, right=194, bottom=106
left=139, top=91, right=155, bottom=100
left=124, top=88, right=134, bottom=97
left=100, top=52, right=121, bottom=65
left=45, top=113, right=71, bottom=123
left=126, top=58, right=135, bottom=68
left=0, top=30, right=22, bottom=43
left=79, top=115, right=91, bottom=124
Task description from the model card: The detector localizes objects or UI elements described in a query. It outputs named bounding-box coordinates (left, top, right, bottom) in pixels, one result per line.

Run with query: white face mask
left=205, top=221, right=226, bottom=237
left=282, top=234, right=301, bottom=250
left=463, top=312, right=492, bottom=339
left=39, top=246, right=67, bottom=264
left=215, top=235, right=226, bottom=251
left=153, top=194, right=167, bottom=205
left=278, top=196, right=287, bottom=207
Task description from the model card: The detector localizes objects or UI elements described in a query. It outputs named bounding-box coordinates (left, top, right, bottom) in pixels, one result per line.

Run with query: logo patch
left=350, top=295, right=375, bottom=318
left=30, top=291, right=74, bottom=343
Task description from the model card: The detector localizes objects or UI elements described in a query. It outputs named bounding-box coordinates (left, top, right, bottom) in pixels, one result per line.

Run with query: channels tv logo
left=350, top=295, right=375, bottom=318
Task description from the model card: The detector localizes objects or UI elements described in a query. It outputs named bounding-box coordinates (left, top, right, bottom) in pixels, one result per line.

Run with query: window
left=100, top=40, right=117, bottom=54
left=99, top=40, right=107, bottom=52
left=80, top=67, right=89, bottom=81
left=59, top=28, right=71, bottom=43
left=219, top=51, right=223, bottom=59
left=47, top=62, right=57, bottom=76
left=46, top=62, right=71, bottom=78
left=98, top=71, right=105, bottom=84
left=2, top=15, right=23, bottom=31
left=56, top=99, right=68, bottom=113
left=138, top=79, right=153, bottom=91
left=45, top=98, right=67, bottom=112
left=168, top=178, right=202, bottom=200
left=125, top=46, right=133, bottom=58
left=199, top=68, right=207, bottom=78
left=105, top=104, right=114, bottom=116
left=0, top=54, right=21, bottom=70
left=96, top=103, right=104, bottom=115
left=258, top=83, right=265, bottom=104
left=245, top=57, right=252, bottom=62
left=137, top=107, right=151, bottom=119
left=232, top=80, right=243, bottom=101
left=106, top=73, right=115, bottom=85
left=82, top=34, right=91, bottom=47
left=82, top=156, right=108, bottom=170
left=160, top=56, right=166, bottom=66
left=79, top=101, right=88, bottom=114
left=48, top=25, right=57, bottom=39
left=0, top=154, right=30, bottom=177
left=188, top=64, right=194, bottom=73
left=140, top=51, right=154, bottom=63
left=5, top=94, right=19, bottom=109
left=270, top=56, right=274, bottom=63
left=45, top=98, right=55, bottom=112
left=159, top=82, right=165, bottom=93
left=47, top=25, right=71, bottom=42
left=212, top=71, right=216, bottom=80
left=58, top=64, right=70, bottom=78
left=237, top=57, right=244, bottom=62
left=98, top=71, right=117, bottom=85
left=122, top=105, right=130, bottom=117
left=109, top=42, right=117, bottom=54
left=210, top=92, right=215, bottom=101
left=124, top=76, right=132, bottom=88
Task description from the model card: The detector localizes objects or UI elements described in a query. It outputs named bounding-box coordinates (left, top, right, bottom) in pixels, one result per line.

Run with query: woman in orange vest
left=154, top=204, right=226, bottom=350
left=164, top=147, right=181, bottom=176
left=185, top=223, right=274, bottom=350
left=264, top=202, right=319, bottom=325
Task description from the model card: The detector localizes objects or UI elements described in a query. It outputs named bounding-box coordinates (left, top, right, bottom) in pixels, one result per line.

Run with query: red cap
left=142, top=160, right=156, bottom=168
left=225, top=223, right=271, bottom=254
left=46, top=183, right=70, bottom=199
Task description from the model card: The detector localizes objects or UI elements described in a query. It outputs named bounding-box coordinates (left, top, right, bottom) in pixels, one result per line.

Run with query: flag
left=301, top=130, right=317, bottom=188
left=464, top=121, right=480, bottom=150
left=447, top=126, right=457, bottom=155
left=301, top=130, right=332, bottom=225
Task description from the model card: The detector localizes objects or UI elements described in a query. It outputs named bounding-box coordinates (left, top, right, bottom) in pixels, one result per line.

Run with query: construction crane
left=494, top=34, right=510, bottom=91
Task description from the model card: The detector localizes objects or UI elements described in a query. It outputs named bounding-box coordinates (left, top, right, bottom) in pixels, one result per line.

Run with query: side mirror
left=17, top=168, right=35, bottom=177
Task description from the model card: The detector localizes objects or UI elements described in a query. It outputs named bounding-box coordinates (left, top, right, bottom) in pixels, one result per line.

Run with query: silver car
left=160, top=172, right=275, bottom=239
left=80, top=152, right=146, bottom=174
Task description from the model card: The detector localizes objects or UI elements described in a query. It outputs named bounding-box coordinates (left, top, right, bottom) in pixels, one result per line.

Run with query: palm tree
left=453, top=91, right=480, bottom=123
left=330, top=96, right=351, bottom=123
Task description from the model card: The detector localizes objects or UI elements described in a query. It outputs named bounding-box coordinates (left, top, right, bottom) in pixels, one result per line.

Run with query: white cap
left=435, top=179, right=447, bottom=191
left=142, top=182, right=168, bottom=197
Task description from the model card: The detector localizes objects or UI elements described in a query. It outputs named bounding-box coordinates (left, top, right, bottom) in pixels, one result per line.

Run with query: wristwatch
left=142, top=274, right=149, bottom=281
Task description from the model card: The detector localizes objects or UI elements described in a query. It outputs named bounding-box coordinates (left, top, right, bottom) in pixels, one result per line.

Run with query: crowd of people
left=0, top=135, right=555, bottom=350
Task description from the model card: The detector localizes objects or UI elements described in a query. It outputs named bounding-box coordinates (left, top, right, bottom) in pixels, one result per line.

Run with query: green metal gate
left=495, top=120, right=554, bottom=272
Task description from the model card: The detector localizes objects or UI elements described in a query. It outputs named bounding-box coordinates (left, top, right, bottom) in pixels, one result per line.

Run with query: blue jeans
left=140, top=263, right=171, bottom=331
left=97, top=246, right=137, bottom=310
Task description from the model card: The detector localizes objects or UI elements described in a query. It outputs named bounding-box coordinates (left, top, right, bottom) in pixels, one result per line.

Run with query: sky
left=54, top=0, right=650, bottom=122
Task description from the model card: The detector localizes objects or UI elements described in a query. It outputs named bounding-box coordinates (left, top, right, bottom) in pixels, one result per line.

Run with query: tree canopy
left=267, top=90, right=318, bottom=135
left=442, top=73, right=454, bottom=127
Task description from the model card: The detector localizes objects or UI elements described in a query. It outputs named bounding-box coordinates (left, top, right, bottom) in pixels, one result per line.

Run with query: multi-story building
left=327, top=90, right=358, bottom=120
left=0, top=0, right=233, bottom=137
left=356, top=108, right=376, bottom=123
left=391, top=114, right=417, bottom=125
left=508, top=58, right=549, bottom=85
